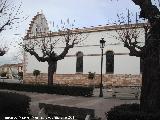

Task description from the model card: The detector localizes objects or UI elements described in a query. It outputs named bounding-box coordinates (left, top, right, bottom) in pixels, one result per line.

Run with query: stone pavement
left=0, top=89, right=139, bottom=120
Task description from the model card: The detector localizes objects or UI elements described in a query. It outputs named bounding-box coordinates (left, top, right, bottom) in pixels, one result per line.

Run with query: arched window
left=76, top=51, right=83, bottom=73
left=106, top=51, right=114, bottom=74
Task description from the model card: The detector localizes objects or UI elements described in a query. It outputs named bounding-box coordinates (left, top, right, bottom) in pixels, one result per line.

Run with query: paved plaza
left=0, top=88, right=139, bottom=120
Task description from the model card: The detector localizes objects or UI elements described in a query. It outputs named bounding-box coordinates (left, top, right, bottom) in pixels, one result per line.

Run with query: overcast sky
left=21, top=0, right=140, bottom=29
left=1, top=0, right=141, bottom=65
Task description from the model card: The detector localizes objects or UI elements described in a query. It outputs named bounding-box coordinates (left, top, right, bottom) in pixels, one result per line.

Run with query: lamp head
left=100, top=38, right=106, bottom=48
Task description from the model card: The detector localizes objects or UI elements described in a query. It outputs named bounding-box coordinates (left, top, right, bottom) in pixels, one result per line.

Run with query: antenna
left=127, top=9, right=130, bottom=25
left=136, top=12, right=138, bottom=24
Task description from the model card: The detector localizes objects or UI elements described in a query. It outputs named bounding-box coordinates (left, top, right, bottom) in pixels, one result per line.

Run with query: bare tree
left=112, top=12, right=146, bottom=58
left=0, top=0, right=23, bottom=56
left=22, top=25, right=86, bottom=85
left=111, top=0, right=160, bottom=112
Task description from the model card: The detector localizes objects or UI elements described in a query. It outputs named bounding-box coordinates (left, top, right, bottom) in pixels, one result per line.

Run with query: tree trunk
left=48, top=61, right=57, bottom=85
left=140, top=24, right=160, bottom=112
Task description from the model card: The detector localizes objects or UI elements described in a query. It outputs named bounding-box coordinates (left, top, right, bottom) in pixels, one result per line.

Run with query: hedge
left=0, top=82, right=93, bottom=97
left=0, top=91, right=31, bottom=119
left=106, top=104, right=160, bottom=120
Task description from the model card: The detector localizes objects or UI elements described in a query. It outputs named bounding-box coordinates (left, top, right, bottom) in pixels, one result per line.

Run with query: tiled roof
left=0, top=63, right=23, bottom=68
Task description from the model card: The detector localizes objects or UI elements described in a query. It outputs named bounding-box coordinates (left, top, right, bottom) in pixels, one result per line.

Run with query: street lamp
left=99, top=38, right=106, bottom=97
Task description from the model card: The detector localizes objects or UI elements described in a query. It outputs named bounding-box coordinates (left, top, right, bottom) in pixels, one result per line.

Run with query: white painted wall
left=25, top=30, right=143, bottom=74
left=25, top=14, right=144, bottom=75
left=114, top=55, right=140, bottom=74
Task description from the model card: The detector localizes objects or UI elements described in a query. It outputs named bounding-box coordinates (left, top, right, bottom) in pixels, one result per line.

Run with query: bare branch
left=23, top=43, right=48, bottom=62
left=0, top=0, right=23, bottom=34
left=56, top=28, right=86, bottom=60
left=110, top=11, right=146, bottom=57
left=117, top=24, right=145, bottom=57
left=0, top=46, right=8, bottom=56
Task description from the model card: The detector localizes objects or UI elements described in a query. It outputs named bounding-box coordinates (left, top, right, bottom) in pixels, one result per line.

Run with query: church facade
left=23, top=13, right=143, bottom=86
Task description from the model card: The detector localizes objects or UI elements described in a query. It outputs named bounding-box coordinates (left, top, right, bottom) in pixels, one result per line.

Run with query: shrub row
left=106, top=104, right=160, bottom=120
left=0, top=91, right=31, bottom=119
left=0, top=83, right=93, bottom=96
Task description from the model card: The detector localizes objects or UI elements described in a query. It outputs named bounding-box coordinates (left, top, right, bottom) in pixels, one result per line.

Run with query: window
left=140, top=57, right=144, bottom=73
left=106, top=51, right=114, bottom=74
left=76, top=51, right=83, bottom=73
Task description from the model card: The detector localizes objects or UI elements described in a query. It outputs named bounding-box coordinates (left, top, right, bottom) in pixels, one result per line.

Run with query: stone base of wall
left=24, top=73, right=142, bottom=87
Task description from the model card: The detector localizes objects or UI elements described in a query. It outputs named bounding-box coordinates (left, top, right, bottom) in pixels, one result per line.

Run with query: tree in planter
left=111, top=0, right=160, bottom=113
left=23, top=21, right=86, bottom=85
left=33, top=69, right=40, bottom=84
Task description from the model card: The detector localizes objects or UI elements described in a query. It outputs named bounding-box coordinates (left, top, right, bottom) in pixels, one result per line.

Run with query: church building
left=23, top=12, right=143, bottom=86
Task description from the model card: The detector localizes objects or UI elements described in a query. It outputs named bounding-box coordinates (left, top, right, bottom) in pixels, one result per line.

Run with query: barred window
left=106, top=51, right=114, bottom=74
left=76, top=51, right=83, bottom=73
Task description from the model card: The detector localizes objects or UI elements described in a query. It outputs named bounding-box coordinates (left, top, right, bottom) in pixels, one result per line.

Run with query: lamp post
left=99, top=38, right=106, bottom=97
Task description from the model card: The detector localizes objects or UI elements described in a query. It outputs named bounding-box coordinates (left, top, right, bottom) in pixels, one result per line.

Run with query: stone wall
left=24, top=73, right=142, bottom=87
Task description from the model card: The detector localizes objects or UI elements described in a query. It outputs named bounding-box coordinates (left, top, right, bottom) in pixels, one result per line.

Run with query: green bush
left=18, top=72, right=23, bottom=79
left=0, top=71, right=7, bottom=77
left=88, top=72, right=95, bottom=79
left=0, top=82, right=93, bottom=97
left=106, top=104, right=160, bottom=120
left=0, top=91, right=31, bottom=119
left=33, top=69, right=40, bottom=83
left=33, top=69, right=40, bottom=77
